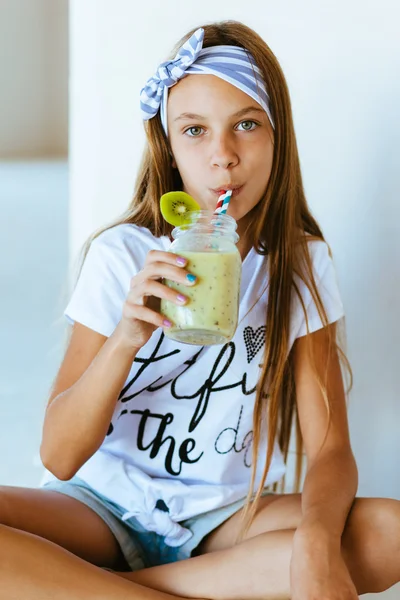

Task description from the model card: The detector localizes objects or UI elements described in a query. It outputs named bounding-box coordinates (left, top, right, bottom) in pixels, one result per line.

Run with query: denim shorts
left=42, top=476, right=274, bottom=571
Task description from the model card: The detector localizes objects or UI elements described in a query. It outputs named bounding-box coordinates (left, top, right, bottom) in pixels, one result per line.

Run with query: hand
left=116, top=250, right=196, bottom=350
left=290, top=526, right=359, bottom=600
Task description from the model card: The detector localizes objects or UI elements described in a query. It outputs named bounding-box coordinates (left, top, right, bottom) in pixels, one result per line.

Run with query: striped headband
left=140, top=27, right=274, bottom=136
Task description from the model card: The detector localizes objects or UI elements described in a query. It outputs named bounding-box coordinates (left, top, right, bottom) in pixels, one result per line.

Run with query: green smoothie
left=161, top=250, right=242, bottom=345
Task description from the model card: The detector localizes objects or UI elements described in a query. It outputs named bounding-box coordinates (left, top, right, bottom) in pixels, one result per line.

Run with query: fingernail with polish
left=186, top=274, right=197, bottom=283
left=176, top=257, right=187, bottom=266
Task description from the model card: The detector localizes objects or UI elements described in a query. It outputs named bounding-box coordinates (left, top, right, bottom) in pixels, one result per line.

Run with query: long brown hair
left=77, top=20, right=352, bottom=546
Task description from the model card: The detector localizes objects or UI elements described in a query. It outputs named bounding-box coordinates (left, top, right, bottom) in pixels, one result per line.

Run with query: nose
left=210, top=132, right=239, bottom=169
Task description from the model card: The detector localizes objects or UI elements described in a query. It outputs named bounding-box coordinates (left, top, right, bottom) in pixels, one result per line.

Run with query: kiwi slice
left=160, top=191, right=201, bottom=226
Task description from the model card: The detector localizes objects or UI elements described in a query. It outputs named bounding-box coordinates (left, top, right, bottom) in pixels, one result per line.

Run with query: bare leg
left=0, top=524, right=203, bottom=600
left=117, top=525, right=400, bottom=600
left=120, top=529, right=294, bottom=600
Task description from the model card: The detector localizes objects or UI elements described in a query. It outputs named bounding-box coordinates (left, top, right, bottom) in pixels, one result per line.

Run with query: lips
left=212, top=185, right=242, bottom=193
left=211, top=185, right=244, bottom=197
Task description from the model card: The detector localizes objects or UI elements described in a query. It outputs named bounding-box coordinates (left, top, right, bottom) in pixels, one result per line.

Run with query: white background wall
left=69, top=0, right=400, bottom=507
left=0, top=0, right=68, bottom=157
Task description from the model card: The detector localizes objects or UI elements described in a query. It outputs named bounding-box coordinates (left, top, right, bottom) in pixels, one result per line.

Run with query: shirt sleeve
left=64, top=229, right=140, bottom=337
left=292, top=240, right=345, bottom=339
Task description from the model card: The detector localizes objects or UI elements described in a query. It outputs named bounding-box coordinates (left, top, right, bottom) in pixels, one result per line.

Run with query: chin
left=229, top=204, right=247, bottom=217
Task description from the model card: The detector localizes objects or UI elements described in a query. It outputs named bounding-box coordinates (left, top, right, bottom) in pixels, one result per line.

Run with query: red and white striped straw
left=214, top=189, right=233, bottom=215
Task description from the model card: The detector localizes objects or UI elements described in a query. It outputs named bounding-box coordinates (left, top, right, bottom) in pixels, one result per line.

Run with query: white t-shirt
left=41, top=223, right=345, bottom=546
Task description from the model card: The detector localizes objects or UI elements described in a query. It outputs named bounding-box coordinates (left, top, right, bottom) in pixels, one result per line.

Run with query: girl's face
left=167, top=74, right=274, bottom=225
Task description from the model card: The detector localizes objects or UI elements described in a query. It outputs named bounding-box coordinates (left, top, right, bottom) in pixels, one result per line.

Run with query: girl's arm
left=40, top=249, right=195, bottom=480
left=289, top=322, right=359, bottom=599
left=40, top=321, right=139, bottom=480
left=293, top=322, right=358, bottom=542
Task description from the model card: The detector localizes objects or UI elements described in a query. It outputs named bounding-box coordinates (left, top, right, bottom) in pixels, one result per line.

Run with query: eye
left=184, top=126, right=204, bottom=137
left=237, top=120, right=258, bottom=131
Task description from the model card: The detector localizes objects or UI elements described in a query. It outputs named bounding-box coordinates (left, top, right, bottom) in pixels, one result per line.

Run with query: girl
left=1, top=20, right=399, bottom=600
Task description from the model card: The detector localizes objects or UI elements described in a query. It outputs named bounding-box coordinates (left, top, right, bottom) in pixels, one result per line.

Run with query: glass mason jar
left=160, top=210, right=242, bottom=345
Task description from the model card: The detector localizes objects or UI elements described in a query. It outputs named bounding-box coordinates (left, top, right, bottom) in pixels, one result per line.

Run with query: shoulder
left=91, top=223, right=169, bottom=254
left=298, top=235, right=334, bottom=280
left=290, top=234, right=344, bottom=339
left=66, top=224, right=171, bottom=335
left=86, top=223, right=170, bottom=269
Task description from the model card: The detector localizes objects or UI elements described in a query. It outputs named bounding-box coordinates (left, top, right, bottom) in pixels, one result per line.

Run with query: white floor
left=0, top=161, right=398, bottom=598
left=0, top=161, right=69, bottom=488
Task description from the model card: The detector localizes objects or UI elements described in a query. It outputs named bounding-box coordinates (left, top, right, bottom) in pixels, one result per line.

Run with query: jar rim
left=172, top=209, right=237, bottom=228
left=171, top=210, right=239, bottom=243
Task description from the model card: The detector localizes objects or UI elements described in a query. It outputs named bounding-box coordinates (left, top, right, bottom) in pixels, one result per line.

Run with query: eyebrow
left=173, top=105, right=265, bottom=122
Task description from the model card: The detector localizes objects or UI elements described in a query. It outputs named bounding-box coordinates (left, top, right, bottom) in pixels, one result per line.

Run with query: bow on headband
left=140, top=28, right=274, bottom=136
